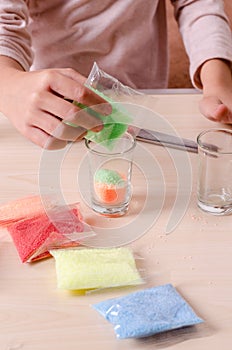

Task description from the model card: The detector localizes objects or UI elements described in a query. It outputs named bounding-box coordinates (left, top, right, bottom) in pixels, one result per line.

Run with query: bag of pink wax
left=7, top=203, right=93, bottom=263
left=0, top=195, right=55, bottom=228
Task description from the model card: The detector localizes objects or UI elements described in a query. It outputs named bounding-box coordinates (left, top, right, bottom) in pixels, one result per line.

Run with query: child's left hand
left=199, top=58, right=232, bottom=124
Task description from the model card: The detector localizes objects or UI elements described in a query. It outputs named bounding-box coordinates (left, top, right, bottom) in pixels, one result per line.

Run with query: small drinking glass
left=85, top=132, right=136, bottom=216
left=197, top=128, right=232, bottom=215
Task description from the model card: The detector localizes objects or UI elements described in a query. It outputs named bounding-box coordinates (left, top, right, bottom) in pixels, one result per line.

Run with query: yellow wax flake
left=50, top=247, right=143, bottom=291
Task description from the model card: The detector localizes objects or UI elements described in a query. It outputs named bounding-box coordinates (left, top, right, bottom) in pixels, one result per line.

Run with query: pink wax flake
left=7, top=206, right=84, bottom=263
left=0, top=195, right=54, bottom=228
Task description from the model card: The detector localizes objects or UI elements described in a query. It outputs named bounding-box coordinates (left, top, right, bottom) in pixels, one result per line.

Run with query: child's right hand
left=0, top=57, right=111, bottom=149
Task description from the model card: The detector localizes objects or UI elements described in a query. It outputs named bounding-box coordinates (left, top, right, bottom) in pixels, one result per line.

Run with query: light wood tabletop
left=0, top=91, right=232, bottom=350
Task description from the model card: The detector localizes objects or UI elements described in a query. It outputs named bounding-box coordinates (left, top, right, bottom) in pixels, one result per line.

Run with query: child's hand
left=199, top=58, right=232, bottom=124
left=199, top=95, right=232, bottom=124
left=0, top=58, right=111, bottom=149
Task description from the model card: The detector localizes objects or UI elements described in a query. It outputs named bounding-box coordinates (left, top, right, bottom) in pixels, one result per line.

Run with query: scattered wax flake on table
left=0, top=195, right=54, bottom=228
left=94, top=169, right=126, bottom=204
left=8, top=206, right=84, bottom=263
left=50, top=247, right=143, bottom=291
left=93, top=284, right=203, bottom=339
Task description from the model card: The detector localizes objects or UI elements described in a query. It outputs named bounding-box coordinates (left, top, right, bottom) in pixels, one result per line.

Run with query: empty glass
left=197, top=128, right=232, bottom=215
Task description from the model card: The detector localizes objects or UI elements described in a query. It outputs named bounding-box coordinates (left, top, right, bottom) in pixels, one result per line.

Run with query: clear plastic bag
left=84, top=62, right=145, bottom=148
left=7, top=202, right=94, bottom=263
left=50, top=246, right=144, bottom=291
left=65, top=62, right=155, bottom=148
left=85, top=62, right=144, bottom=98
left=0, top=194, right=55, bottom=228
left=93, top=283, right=203, bottom=339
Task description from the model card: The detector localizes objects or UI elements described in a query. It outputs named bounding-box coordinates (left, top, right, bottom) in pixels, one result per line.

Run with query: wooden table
left=1, top=91, right=232, bottom=350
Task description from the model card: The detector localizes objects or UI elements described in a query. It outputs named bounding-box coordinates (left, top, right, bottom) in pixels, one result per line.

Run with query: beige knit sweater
left=0, top=0, right=232, bottom=89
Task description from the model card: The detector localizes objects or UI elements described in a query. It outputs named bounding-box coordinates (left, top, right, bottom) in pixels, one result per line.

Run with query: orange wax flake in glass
left=94, top=183, right=126, bottom=203
left=94, top=168, right=127, bottom=204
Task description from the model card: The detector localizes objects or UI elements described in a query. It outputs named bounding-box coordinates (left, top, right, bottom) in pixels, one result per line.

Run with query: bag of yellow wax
left=50, top=247, right=143, bottom=291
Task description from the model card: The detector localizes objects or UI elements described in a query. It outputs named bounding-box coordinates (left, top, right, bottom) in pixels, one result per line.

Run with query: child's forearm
left=200, top=58, right=232, bottom=95
left=0, top=55, right=24, bottom=70
left=0, top=56, right=25, bottom=112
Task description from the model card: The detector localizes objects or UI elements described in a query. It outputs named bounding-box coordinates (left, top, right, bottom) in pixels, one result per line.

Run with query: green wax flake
left=94, top=168, right=124, bottom=185
left=84, top=88, right=132, bottom=148
left=65, top=89, right=132, bottom=148
left=86, top=121, right=128, bottom=149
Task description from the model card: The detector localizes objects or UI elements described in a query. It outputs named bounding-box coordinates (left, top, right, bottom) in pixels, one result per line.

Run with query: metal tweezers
left=136, top=128, right=198, bottom=153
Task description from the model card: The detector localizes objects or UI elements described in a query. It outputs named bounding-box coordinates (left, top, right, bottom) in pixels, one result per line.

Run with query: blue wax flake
left=93, top=284, right=203, bottom=339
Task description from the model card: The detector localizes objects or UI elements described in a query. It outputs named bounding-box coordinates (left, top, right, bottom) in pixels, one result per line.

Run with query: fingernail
left=92, top=124, right=103, bottom=132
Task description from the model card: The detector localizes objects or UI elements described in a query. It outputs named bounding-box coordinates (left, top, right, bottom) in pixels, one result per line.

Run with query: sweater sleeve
left=171, top=0, right=232, bottom=89
left=0, top=0, right=33, bottom=71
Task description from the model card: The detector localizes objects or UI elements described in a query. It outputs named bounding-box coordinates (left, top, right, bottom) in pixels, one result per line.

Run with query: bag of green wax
left=84, top=63, right=143, bottom=149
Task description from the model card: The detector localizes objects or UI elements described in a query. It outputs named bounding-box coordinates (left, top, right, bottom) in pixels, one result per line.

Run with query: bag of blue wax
left=93, top=284, right=203, bottom=339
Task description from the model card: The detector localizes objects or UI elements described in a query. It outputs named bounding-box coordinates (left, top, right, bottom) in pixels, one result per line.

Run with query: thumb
left=199, top=96, right=232, bottom=123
